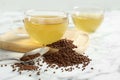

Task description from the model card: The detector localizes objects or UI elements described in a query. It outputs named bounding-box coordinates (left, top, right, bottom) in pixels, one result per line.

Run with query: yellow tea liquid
left=72, top=14, right=103, bottom=33
left=24, top=16, right=68, bottom=45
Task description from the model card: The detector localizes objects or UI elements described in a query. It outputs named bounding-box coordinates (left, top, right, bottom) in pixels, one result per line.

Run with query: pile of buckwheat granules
left=0, top=39, right=92, bottom=80
left=44, top=39, right=91, bottom=68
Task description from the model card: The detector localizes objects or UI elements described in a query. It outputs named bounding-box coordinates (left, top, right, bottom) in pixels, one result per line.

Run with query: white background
left=0, top=0, right=120, bottom=11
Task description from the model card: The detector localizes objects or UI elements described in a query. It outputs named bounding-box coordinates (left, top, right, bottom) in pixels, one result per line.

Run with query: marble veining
left=0, top=11, right=120, bottom=80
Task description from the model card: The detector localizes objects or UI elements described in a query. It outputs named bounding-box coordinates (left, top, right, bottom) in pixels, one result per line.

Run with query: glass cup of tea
left=24, top=10, right=68, bottom=45
left=72, top=7, right=104, bottom=33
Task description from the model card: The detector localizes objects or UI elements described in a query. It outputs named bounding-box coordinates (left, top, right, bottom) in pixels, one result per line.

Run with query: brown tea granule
left=43, top=39, right=91, bottom=70
left=53, top=71, right=55, bottom=74
left=9, top=38, right=91, bottom=78
left=11, top=65, right=15, bottom=68
left=40, top=65, right=43, bottom=67
left=20, top=53, right=40, bottom=61
left=37, top=71, right=40, bottom=75
left=42, top=61, right=45, bottom=63
left=78, top=67, right=80, bottom=69
left=1, top=65, right=3, bottom=67
left=19, top=71, right=22, bottom=74
left=91, top=67, right=94, bottom=70
left=47, top=66, right=49, bottom=68
left=27, top=61, right=35, bottom=65
left=44, top=69, right=48, bottom=72
left=55, top=67, right=58, bottom=69
left=43, top=47, right=91, bottom=67
left=37, top=62, right=40, bottom=65
left=29, top=74, right=31, bottom=77
left=47, top=39, right=77, bottom=49
left=82, top=68, right=85, bottom=71
left=14, top=63, right=38, bottom=71
left=61, top=68, right=63, bottom=70
left=14, top=63, right=22, bottom=67
left=12, top=69, right=16, bottom=72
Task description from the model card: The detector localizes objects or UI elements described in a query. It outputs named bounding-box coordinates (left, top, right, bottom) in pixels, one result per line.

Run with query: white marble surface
left=0, top=11, right=120, bottom=80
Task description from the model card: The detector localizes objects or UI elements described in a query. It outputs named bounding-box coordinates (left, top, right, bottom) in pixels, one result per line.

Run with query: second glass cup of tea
left=24, top=10, right=68, bottom=45
left=72, top=7, right=104, bottom=33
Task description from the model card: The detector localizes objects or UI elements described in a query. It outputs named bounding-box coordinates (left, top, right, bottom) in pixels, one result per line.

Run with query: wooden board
left=0, top=27, right=89, bottom=53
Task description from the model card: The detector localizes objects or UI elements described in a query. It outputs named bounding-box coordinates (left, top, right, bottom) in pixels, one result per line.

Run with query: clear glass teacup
left=24, top=10, right=68, bottom=45
left=72, top=7, right=104, bottom=33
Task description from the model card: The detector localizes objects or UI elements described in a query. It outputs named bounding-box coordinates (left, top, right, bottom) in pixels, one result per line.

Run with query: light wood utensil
left=0, top=27, right=89, bottom=53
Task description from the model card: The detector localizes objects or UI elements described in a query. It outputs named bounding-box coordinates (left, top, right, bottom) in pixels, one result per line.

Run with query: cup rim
left=73, top=7, right=105, bottom=11
left=71, top=7, right=105, bottom=16
left=24, top=10, right=68, bottom=18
